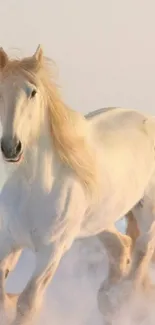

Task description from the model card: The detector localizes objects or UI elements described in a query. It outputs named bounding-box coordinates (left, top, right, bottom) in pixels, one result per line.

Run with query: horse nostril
left=1, top=140, right=5, bottom=154
left=1, top=138, right=7, bottom=156
left=16, top=141, right=22, bottom=155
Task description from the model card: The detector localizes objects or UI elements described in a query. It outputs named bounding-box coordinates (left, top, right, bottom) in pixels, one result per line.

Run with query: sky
left=0, top=0, right=155, bottom=324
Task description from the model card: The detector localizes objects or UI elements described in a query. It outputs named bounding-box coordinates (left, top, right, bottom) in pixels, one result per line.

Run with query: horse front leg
left=3, top=249, right=22, bottom=310
left=0, top=250, right=21, bottom=323
left=1, top=251, right=22, bottom=289
left=5, top=249, right=22, bottom=277
left=0, top=232, right=19, bottom=323
left=12, top=236, right=74, bottom=325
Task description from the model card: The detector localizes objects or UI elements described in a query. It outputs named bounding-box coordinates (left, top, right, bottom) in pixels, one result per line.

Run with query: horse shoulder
left=40, top=175, right=89, bottom=245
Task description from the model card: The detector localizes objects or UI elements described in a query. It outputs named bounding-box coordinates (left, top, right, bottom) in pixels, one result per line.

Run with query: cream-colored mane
left=0, top=46, right=97, bottom=195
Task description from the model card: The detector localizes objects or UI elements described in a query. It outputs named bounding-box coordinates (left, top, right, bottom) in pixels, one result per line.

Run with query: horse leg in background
left=126, top=211, right=140, bottom=251
left=98, top=223, right=133, bottom=265
left=99, top=210, right=140, bottom=255
left=125, top=221, right=155, bottom=291
left=99, top=228, right=132, bottom=283
left=97, top=221, right=155, bottom=325
left=130, top=192, right=155, bottom=263
left=97, top=229, right=132, bottom=321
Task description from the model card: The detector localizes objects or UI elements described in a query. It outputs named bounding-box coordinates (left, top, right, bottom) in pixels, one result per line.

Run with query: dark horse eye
left=31, top=89, right=37, bottom=98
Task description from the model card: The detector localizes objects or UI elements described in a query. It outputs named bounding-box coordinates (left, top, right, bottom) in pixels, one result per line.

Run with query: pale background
left=0, top=1, right=155, bottom=324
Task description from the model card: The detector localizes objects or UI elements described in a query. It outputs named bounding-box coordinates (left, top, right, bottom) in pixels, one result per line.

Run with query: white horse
left=0, top=45, right=155, bottom=324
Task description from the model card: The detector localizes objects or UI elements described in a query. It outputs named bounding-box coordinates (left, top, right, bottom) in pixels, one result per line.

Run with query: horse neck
left=17, top=112, right=62, bottom=191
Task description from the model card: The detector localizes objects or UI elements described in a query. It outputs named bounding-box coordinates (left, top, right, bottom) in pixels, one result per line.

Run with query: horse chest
left=0, top=182, right=61, bottom=248
left=2, top=177, right=86, bottom=248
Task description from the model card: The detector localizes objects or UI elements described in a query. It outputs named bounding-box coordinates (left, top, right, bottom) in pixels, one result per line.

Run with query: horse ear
left=33, top=44, right=43, bottom=63
left=0, top=48, right=8, bottom=69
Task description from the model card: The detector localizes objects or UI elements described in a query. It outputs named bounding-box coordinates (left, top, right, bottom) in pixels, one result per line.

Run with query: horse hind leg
left=125, top=221, right=155, bottom=291
left=126, top=211, right=140, bottom=251
left=98, top=225, right=132, bottom=268
left=97, top=229, right=132, bottom=319
left=128, top=194, right=155, bottom=263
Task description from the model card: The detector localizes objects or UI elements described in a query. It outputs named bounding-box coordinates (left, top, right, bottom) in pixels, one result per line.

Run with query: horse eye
left=30, top=89, right=37, bottom=98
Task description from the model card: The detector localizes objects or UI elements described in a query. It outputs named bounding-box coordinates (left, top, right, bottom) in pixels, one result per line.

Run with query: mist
left=4, top=220, right=123, bottom=325
left=5, top=217, right=155, bottom=325
left=5, top=232, right=106, bottom=325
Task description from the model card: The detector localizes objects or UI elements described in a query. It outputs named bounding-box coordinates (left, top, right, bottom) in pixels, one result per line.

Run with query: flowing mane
left=1, top=52, right=98, bottom=196
left=43, top=65, right=98, bottom=196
